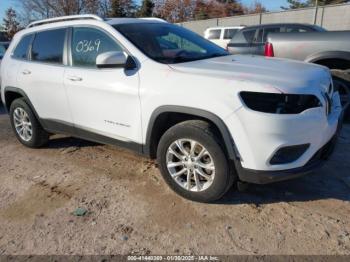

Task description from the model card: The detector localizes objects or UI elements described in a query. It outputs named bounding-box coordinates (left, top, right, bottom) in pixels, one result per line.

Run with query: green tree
left=194, top=0, right=209, bottom=20
left=110, top=0, right=137, bottom=17
left=137, top=0, right=155, bottom=17
left=3, top=8, right=21, bottom=39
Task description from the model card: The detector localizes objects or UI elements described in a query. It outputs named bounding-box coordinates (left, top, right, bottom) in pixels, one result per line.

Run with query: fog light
left=270, top=144, right=310, bottom=165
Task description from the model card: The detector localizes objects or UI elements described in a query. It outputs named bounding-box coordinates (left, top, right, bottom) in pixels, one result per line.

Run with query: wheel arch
left=144, top=106, right=239, bottom=161
left=3, top=86, right=43, bottom=126
left=306, top=51, right=350, bottom=70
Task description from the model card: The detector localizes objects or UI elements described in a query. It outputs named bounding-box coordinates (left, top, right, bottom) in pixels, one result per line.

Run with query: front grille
left=322, top=92, right=332, bottom=116
left=325, top=93, right=332, bottom=115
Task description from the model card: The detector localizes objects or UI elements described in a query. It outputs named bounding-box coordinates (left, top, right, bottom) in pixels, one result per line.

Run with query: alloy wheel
left=13, top=107, right=33, bottom=142
left=166, top=139, right=215, bottom=192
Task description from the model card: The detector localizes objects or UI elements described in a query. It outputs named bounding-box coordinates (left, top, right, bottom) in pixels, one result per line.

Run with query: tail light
left=264, top=42, right=274, bottom=57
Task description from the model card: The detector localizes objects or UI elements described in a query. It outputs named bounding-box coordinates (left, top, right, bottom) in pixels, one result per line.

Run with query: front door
left=64, top=27, right=141, bottom=145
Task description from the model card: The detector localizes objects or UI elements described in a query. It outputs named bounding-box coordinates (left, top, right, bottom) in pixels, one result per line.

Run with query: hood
left=169, top=55, right=331, bottom=94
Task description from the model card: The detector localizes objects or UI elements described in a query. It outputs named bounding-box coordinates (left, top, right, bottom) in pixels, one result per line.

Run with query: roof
left=106, top=17, right=167, bottom=25
left=204, top=26, right=245, bottom=30
left=242, top=23, right=316, bottom=30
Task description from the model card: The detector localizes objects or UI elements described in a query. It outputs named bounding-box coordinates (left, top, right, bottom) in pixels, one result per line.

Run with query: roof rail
left=139, top=17, right=167, bottom=23
left=26, top=14, right=103, bottom=29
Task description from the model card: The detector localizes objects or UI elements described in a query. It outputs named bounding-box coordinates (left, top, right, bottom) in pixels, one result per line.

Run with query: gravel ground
left=0, top=104, right=349, bottom=255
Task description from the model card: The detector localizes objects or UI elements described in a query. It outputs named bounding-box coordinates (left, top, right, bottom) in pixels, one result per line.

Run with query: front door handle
left=67, top=76, right=83, bottom=82
left=22, top=70, right=31, bottom=75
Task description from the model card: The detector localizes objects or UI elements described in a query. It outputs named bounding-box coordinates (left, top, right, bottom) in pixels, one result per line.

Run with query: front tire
left=9, top=98, right=49, bottom=148
left=157, top=120, right=235, bottom=202
left=331, top=69, right=350, bottom=121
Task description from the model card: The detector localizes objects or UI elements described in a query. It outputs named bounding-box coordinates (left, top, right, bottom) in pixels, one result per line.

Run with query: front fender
left=144, top=105, right=239, bottom=160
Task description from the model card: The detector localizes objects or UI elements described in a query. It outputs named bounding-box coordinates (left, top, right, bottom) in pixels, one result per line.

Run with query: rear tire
left=9, top=98, right=49, bottom=148
left=157, top=120, right=235, bottom=202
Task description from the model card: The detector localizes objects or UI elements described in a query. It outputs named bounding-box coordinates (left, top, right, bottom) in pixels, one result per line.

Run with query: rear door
left=2, top=36, right=33, bottom=96
left=17, top=28, right=73, bottom=124
left=227, top=28, right=256, bottom=54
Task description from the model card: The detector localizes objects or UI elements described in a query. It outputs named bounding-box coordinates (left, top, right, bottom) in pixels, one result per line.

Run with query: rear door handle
left=67, top=76, right=83, bottom=82
left=22, top=70, right=31, bottom=75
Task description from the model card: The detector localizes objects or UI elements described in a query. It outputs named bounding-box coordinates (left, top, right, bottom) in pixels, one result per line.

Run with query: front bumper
left=226, top=91, right=343, bottom=184
left=235, top=133, right=338, bottom=184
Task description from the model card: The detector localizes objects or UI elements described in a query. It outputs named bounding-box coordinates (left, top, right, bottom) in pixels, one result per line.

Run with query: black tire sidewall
left=331, top=70, right=350, bottom=121
left=157, top=122, right=231, bottom=202
left=9, top=98, right=45, bottom=148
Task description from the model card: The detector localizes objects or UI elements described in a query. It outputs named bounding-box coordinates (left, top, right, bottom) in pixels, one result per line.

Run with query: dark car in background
left=265, top=31, right=350, bottom=119
left=227, top=23, right=325, bottom=55
left=0, top=42, right=9, bottom=60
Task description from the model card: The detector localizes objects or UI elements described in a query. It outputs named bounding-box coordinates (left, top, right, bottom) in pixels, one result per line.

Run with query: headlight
left=240, top=92, right=321, bottom=114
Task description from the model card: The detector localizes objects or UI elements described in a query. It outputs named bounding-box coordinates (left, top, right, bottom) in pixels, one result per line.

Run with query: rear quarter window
left=13, top=35, right=33, bottom=60
left=223, top=29, right=238, bottom=40
left=0, top=45, right=6, bottom=58
left=207, top=29, right=221, bottom=40
left=285, top=26, right=313, bottom=33
left=31, top=28, right=66, bottom=64
left=262, top=27, right=283, bottom=42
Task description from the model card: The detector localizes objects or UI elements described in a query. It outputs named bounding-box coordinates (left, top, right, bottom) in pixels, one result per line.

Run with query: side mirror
left=96, top=51, right=128, bottom=69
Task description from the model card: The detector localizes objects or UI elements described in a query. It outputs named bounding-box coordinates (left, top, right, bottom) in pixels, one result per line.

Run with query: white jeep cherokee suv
left=0, top=15, right=343, bottom=202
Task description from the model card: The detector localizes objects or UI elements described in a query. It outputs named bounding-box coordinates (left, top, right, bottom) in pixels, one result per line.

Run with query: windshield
left=113, top=23, right=229, bottom=64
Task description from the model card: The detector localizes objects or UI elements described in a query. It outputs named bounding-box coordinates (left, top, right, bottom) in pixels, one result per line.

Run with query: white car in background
left=0, top=15, right=343, bottom=202
left=204, top=26, right=244, bottom=48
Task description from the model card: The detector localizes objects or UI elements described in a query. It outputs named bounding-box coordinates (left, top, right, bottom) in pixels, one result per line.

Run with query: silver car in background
left=227, top=23, right=325, bottom=55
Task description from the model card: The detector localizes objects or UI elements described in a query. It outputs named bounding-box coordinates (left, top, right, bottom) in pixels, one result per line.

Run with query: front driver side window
left=71, top=27, right=123, bottom=68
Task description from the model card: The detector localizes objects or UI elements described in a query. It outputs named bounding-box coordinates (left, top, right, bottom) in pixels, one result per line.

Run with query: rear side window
left=223, top=29, right=238, bottom=40
left=71, top=27, right=123, bottom=68
left=207, top=29, right=221, bottom=40
left=244, top=30, right=256, bottom=43
left=255, top=29, right=264, bottom=43
left=31, top=28, right=66, bottom=64
left=263, top=27, right=283, bottom=42
left=285, top=26, right=313, bottom=33
left=13, top=35, right=33, bottom=60
left=230, top=29, right=256, bottom=44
